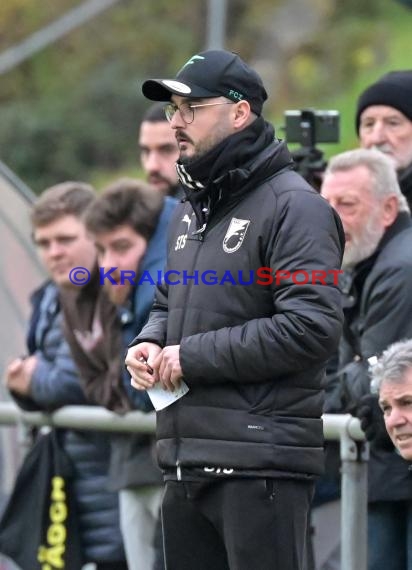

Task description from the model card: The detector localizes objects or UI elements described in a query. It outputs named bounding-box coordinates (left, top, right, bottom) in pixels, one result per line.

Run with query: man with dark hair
left=321, top=148, right=412, bottom=570
left=139, top=102, right=181, bottom=197
left=356, top=69, right=412, bottom=209
left=86, top=179, right=164, bottom=307
left=126, top=49, right=344, bottom=570
left=5, top=182, right=128, bottom=570
left=62, top=178, right=176, bottom=570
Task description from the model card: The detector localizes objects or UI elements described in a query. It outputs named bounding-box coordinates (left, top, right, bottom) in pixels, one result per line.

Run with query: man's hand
left=126, top=343, right=183, bottom=393
left=125, top=342, right=162, bottom=391
left=5, top=356, right=37, bottom=396
left=153, top=345, right=183, bottom=392
left=356, top=393, right=393, bottom=450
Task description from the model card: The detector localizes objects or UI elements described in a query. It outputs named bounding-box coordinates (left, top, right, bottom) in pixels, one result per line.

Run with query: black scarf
left=176, top=117, right=275, bottom=227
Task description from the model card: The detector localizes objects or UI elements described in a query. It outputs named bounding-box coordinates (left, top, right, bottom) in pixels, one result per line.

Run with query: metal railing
left=0, top=403, right=367, bottom=570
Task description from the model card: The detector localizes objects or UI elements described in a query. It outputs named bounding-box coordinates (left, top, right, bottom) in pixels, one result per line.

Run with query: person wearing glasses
left=125, top=49, right=344, bottom=570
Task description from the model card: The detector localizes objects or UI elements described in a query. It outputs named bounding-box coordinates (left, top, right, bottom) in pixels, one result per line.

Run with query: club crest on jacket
left=223, top=218, right=250, bottom=253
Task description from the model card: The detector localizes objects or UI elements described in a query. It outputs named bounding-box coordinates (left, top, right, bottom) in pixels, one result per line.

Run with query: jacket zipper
left=173, top=200, right=227, bottom=478
left=174, top=399, right=183, bottom=480
left=174, top=223, right=205, bottom=477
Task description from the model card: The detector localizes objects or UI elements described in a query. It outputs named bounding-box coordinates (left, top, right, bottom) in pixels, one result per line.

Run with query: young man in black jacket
left=126, top=49, right=344, bottom=570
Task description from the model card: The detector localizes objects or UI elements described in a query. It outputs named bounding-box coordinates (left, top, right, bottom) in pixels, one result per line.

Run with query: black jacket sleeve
left=331, top=262, right=412, bottom=412
left=129, top=281, right=169, bottom=348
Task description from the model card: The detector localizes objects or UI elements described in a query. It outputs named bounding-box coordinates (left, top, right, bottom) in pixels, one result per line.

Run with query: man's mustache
left=371, top=144, right=392, bottom=154
left=148, top=173, right=172, bottom=184
left=176, top=131, right=193, bottom=145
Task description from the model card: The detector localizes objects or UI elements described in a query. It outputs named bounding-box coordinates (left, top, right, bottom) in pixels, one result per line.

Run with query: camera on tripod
left=283, top=109, right=340, bottom=190
left=284, top=109, right=340, bottom=146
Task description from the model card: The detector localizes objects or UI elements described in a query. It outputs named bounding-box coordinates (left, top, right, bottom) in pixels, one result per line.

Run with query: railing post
left=340, top=428, right=369, bottom=570
left=0, top=402, right=370, bottom=570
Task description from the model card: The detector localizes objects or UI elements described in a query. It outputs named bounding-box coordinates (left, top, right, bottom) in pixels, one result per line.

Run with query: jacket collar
left=352, top=212, right=412, bottom=282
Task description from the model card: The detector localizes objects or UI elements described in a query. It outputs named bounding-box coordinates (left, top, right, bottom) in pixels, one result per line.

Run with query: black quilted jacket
left=133, top=135, right=344, bottom=478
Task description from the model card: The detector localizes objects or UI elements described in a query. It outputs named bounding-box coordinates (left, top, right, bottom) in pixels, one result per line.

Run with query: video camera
left=283, top=109, right=340, bottom=190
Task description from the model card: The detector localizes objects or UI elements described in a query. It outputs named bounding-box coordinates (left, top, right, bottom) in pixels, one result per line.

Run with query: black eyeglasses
left=164, top=101, right=234, bottom=124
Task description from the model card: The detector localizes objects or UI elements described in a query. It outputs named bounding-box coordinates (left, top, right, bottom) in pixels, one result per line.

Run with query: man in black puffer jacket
left=126, top=49, right=344, bottom=570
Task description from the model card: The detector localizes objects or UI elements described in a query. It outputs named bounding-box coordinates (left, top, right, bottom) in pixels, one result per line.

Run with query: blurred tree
left=0, top=0, right=409, bottom=189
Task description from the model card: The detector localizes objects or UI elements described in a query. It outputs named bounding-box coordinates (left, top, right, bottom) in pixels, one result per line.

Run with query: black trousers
left=161, top=477, right=314, bottom=570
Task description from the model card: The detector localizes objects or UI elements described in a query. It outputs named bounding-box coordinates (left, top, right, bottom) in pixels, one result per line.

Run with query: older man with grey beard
left=321, top=148, right=412, bottom=570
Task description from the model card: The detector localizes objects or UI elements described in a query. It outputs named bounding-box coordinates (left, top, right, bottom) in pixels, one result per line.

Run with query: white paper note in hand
left=146, top=380, right=189, bottom=411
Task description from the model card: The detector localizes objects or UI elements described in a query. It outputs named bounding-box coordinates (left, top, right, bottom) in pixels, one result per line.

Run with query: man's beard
left=103, top=281, right=131, bottom=306
left=179, top=139, right=213, bottom=166
left=178, top=121, right=231, bottom=165
left=370, top=144, right=400, bottom=170
left=147, top=172, right=177, bottom=193
left=342, top=213, right=385, bottom=269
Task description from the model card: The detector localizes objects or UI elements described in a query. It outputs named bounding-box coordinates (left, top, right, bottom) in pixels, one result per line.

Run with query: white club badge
left=223, top=218, right=251, bottom=253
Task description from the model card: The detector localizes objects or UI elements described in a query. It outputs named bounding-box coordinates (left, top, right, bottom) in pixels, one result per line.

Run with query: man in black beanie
left=356, top=70, right=412, bottom=208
